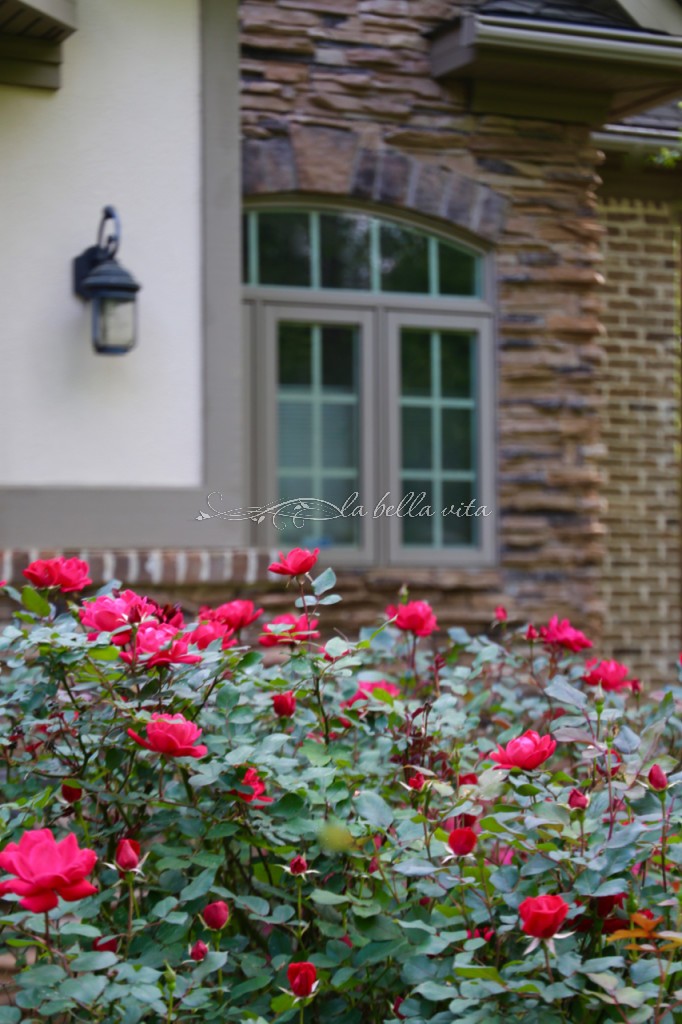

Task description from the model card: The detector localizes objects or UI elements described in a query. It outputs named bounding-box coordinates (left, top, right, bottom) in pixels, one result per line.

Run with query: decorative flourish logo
left=196, top=491, right=493, bottom=529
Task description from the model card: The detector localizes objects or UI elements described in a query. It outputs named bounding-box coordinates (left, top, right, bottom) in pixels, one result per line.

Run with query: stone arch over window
left=241, top=130, right=509, bottom=244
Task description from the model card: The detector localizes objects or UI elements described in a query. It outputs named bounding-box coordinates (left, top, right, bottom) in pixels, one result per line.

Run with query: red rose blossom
left=408, top=773, right=426, bottom=791
left=23, top=556, right=91, bottom=593
left=0, top=828, right=97, bottom=912
left=519, top=894, right=569, bottom=938
left=127, top=713, right=208, bottom=759
left=61, top=781, right=83, bottom=804
left=119, top=623, right=202, bottom=667
left=448, top=827, right=477, bottom=857
left=385, top=600, right=438, bottom=637
left=289, top=855, right=308, bottom=875
left=259, top=613, right=320, bottom=647
left=287, top=961, right=317, bottom=998
left=232, top=767, right=273, bottom=804
left=93, top=936, right=118, bottom=953
left=489, top=730, right=556, bottom=771
left=186, top=620, right=236, bottom=651
left=199, top=599, right=263, bottom=632
left=648, top=764, right=668, bottom=791
left=582, top=658, right=638, bottom=692
left=457, top=773, right=478, bottom=787
left=190, top=940, right=208, bottom=962
left=540, top=616, right=592, bottom=653
left=272, top=691, right=296, bottom=717
left=80, top=590, right=158, bottom=644
left=115, top=839, right=141, bottom=873
left=203, top=900, right=230, bottom=930
left=268, top=548, right=320, bottom=577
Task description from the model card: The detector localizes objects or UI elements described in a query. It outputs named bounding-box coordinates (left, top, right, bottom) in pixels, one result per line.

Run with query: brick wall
left=598, top=199, right=681, bottom=681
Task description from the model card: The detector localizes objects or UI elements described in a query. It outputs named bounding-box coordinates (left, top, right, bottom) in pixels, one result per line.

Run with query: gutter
left=468, top=13, right=682, bottom=68
left=592, top=126, right=681, bottom=151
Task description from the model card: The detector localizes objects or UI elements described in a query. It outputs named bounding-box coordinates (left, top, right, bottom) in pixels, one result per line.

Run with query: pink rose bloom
left=199, top=599, right=263, bottom=632
left=582, top=658, right=638, bottom=692
left=80, top=590, right=158, bottom=644
left=341, top=680, right=401, bottom=709
left=0, top=829, right=97, bottom=912
left=489, top=729, right=556, bottom=771
left=259, top=614, right=320, bottom=647
left=494, top=606, right=507, bottom=622
left=268, top=548, right=319, bottom=577
left=127, top=713, right=208, bottom=759
left=23, top=556, right=91, bottom=593
left=540, top=615, right=592, bottom=653
left=119, top=623, right=202, bottom=667
left=186, top=620, right=236, bottom=651
left=386, top=600, right=438, bottom=637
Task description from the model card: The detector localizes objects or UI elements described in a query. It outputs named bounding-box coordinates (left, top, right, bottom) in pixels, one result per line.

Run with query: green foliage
left=0, top=568, right=680, bottom=1023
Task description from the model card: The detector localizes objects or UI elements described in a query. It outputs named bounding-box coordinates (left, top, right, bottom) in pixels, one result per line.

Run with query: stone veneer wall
left=239, top=0, right=606, bottom=638
left=598, top=199, right=681, bottom=682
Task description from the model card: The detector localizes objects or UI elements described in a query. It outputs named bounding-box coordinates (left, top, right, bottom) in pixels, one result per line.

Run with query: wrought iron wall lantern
left=73, top=206, right=141, bottom=354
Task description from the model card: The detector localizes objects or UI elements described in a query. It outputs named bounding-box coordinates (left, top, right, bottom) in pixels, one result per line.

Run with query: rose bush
left=0, top=555, right=680, bottom=1022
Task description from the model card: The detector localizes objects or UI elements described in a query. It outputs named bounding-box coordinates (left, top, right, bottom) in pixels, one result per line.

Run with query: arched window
left=243, top=205, right=496, bottom=567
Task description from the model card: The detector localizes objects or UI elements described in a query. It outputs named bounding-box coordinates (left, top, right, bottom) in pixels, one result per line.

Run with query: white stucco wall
left=0, top=0, right=202, bottom=486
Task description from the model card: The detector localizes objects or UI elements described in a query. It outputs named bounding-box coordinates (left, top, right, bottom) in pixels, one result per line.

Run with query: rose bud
left=648, top=764, right=668, bottom=791
left=568, top=788, right=589, bottom=810
left=408, top=773, right=425, bottom=791
left=115, top=839, right=141, bottom=873
left=61, top=781, right=83, bottom=804
left=190, top=940, right=209, bottom=962
left=203, top=900, right=230, bottom=930
left=448, top=827, right=477, bottom=857
left=287, top=961, right=317, bottom=998
left=494, top=606, right=507, bottom=622
left=525, top=624, right=539, bottom=641
left=289, top=855, right=308, bottom=875
left=272, top=691, right=296, bottom=718
left=93, top=936, right=118, bottom=953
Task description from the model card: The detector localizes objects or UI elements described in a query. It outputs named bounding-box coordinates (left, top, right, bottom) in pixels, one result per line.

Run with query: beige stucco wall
left=0, top=0, right=202, bottom=486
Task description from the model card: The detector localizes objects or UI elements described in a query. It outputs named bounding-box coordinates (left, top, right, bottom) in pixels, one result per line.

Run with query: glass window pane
left=322, top=477, right=360, bottom=545
left=278, top=403, right=312, bottom=469
left=442, top=482, right=476, bottom=546
left=402, top=407, right=432, bottom=470
left=277, top=476, right=316, bottom=545
left=242, top=213, right=249, bottom=284
left=401, top=478, right=435, bottom=546
left=439, top=242, right=477, bottom=296
left=442, top=409, right=472, bottom=471
left=440, top=333, right=472, bottom=398
left=259, top=212, right=310, bottom=286
left=320, top=214, right=371, bottom=290
left=323, top=403, right=357, bottom=469
left=322, top=325, right=357, bottom=392
left=401, top=330, right=431, bottom=397
left=380, top=224, right=429, bottom=293
left=279, top=323, right=312, bottom=388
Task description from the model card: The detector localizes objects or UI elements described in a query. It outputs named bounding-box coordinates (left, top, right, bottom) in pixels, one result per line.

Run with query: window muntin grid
left=243, top=209, right=481, bottom=297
